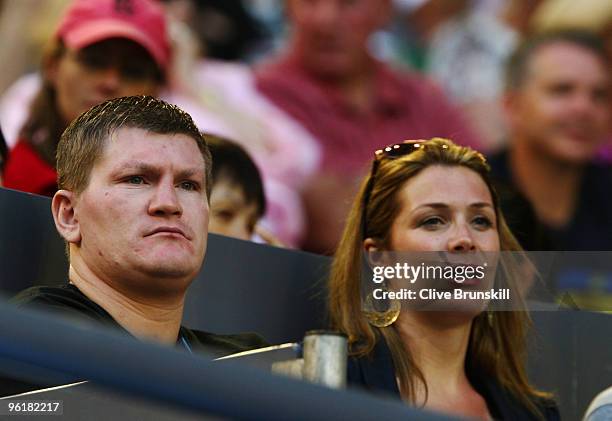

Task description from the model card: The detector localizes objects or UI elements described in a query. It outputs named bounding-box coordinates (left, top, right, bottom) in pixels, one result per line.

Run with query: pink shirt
left=256, top=55, right=484, bottom=176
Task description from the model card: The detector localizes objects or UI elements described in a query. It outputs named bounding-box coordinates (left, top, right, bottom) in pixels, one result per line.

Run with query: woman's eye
left=420, top=217, right=444, bottom=229
left=472, top=216, right=493, bottom=228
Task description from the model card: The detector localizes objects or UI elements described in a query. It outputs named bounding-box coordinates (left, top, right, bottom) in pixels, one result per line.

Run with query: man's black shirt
left=12, top=284, right=268, bottom=357
left=3, top=284, right=268, bottom=396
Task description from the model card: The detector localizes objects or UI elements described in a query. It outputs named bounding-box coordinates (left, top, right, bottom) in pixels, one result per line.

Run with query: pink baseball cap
left=56, top=0, right=171, bottom=71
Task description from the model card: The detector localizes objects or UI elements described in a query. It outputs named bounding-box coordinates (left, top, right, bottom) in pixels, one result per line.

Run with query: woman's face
left=388, top=165, right=500, bottom=253
left=47, top=39, right=161, bottom=125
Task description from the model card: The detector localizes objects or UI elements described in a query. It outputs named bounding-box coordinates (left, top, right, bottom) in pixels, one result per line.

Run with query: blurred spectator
left=531, top=0, right=612, bottom=163
left=427, top=0, right=544, bottom=149
left=162, top=0, right=267, bottom=62
left=206, top=133, right=276, bottom=245
left=533, top=0, right=612, bottom=56
left=162, top=0, right=320, bottom=248
left=255, top=0, right=483, bottom=254
left=489, top=30, right=612, bottom=250
left=0, top=0, right=316, bottom=247
left=1, top=0, right=169, bottom=197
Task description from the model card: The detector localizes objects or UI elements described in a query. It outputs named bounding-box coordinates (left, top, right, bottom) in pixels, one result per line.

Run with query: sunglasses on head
left=373, top=140, right=448, bottom=160
left=361, top=141, right=435, bottom=239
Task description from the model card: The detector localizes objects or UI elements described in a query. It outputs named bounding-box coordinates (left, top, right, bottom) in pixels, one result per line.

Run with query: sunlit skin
left=209, top=179, right=259, bottom=241
left=365, top=165, right=499, bottom=419
left=388, top=166, right=500, bottom=254
left=47, top=39, right=161, bottom=125
left=366, top=165, right=501, bottom=309
left=507, top=42, right=610, bottom=164
left=55, top=128, right=209, bottom=303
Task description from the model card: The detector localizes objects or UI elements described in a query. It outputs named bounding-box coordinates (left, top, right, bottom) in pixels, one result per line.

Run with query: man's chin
left=304, top=54, right=355, bottom=80
left=147, top=262, right=198, bottom=279
left=543, top=138, right=601, bottom=164
left=134, top=255, right=200, bottom=281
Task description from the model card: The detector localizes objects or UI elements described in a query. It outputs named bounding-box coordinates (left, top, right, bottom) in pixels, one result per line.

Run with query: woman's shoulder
left=473, top=372, right=560, bottom=421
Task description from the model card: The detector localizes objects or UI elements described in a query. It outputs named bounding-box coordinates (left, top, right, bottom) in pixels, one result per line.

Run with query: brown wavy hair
left=19, top=41, right=67, bottom=168
left=328, top=137, right=551, bottom=418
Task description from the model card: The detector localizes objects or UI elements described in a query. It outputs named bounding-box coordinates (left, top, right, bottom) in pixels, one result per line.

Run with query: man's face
left=508, top=42, right=610, bottom=163
left=49, top=39, right=161, bottom=125
left=72, top=127, right=209, bottom=296
left=288, top=0, right=389, bottom=78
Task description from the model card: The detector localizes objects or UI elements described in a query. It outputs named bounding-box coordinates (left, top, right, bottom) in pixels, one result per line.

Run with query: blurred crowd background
left=0, top=0, right=611, bottom=260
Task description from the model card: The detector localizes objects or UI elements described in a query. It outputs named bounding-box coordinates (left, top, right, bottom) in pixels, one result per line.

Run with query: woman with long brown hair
left=328, top=138, right=559, bottom=420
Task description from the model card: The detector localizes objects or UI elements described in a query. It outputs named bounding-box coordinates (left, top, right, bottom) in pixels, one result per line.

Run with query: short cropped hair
left=57, top=96, right=212, bottom=197
left=506, top=29, right=609, bottom=91
left=205, top=133, right=266, bottom=218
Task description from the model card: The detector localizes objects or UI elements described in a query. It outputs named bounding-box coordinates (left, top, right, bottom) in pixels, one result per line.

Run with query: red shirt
left=3, top=140, right=57, bottom=196
left=256, top=55, right=484, bottom=176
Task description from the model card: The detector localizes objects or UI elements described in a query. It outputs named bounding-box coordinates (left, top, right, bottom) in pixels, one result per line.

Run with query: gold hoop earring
left=363, top=288, right=400, bottom=328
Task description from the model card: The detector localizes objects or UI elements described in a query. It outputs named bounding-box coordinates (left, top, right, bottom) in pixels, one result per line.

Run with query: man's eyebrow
left=116, top=161, right=158, bottom=173
left=114, top=161, right=204, bottom=180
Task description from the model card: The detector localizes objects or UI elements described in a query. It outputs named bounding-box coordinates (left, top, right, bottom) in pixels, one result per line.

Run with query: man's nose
left=148, top=180, right=182, bottom=217
left=571, top=90, right=601, bottom=117
left=447, top=223, right=476, bottom=252
left=96, top=67, right=122, bottom=96
left=310, top=0, right=341, bottom=27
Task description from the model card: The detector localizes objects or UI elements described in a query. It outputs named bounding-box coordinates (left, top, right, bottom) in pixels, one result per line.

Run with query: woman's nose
left=447, top=224, right=476, bottom=252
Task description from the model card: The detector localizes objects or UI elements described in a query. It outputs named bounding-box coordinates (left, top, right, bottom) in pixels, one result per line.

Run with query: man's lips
left=558, top=123, right=600, bottom=142
left=145, top=226, right=190, bottom=240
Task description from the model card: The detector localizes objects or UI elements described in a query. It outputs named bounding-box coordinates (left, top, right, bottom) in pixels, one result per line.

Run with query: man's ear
left=52, top=190, right=81, bottom=244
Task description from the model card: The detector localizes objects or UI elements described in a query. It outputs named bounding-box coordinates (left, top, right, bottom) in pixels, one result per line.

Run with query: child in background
left=207, top=133, right=278, bottom=245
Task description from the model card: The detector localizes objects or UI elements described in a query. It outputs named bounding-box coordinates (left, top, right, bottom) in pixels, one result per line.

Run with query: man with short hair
left=14, top=96, right=267, bottom=354
left=489, top=30, right=612, bottom=250
left=255, top=0, right=483, bottom=254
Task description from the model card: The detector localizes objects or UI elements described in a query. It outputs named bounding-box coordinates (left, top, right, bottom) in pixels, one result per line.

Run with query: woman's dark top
left=347, top=339, right=561, bottom=421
